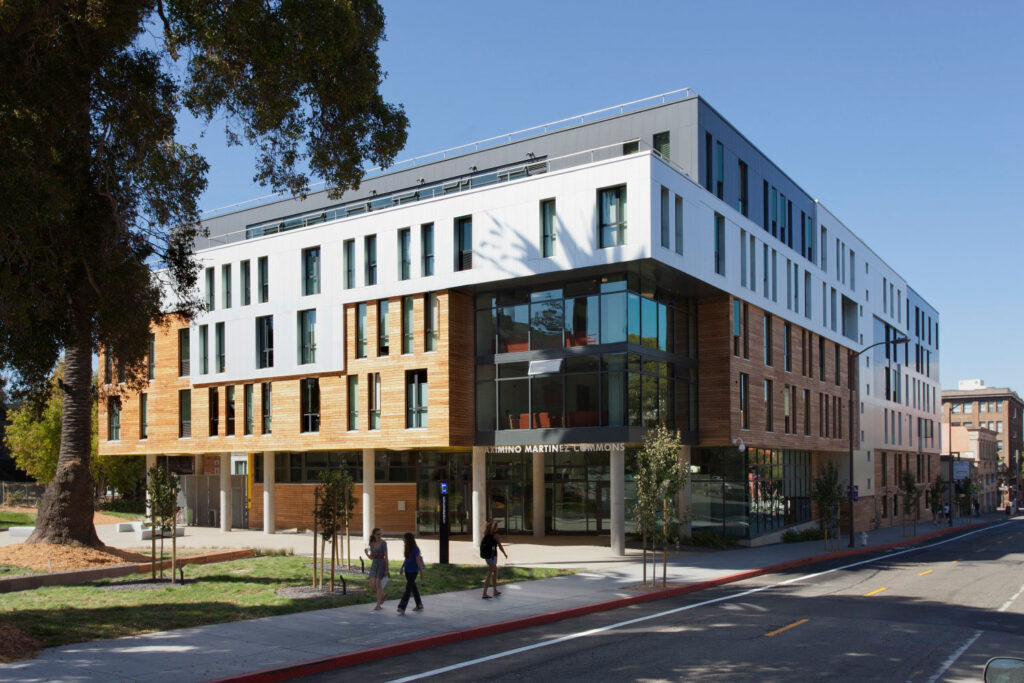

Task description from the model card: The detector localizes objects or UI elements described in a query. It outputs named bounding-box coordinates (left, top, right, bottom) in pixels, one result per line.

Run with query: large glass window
left=356, top=303, right=367, bottom=358
left=407, top=370, right=428, bottom=428
left=660, top=187, right=670, bottom=248
left=205, top=267, right=215, bottom=311
left=198, top=324, right=209, bottom=374
left=179, top=389, right=191, bottom=438
left=598, top=186, right=627, bottom=248
left=257, top=256, right=269, bottom=303
left=261, top=382, right=272, bottom=434
left=369, top=372, right=381, bottom=430
left=107, top=397, right=121, bottom=441
left=402, top=296, right=414, bottom=354
left=421, top=223, right=434, bottom=276
left=301, top=378, right=320, bottom=433
left=139, top=393, right=148, bottom=439
left=215, top=322, right=225, bottom=372
left=241, top=259, right=251, bottom=305
left=147, top=333, right=155, bottom=380
left=302, top=246, right=321, bottom=295
left=365, top=235, right=377, bottom=285
left=244, top=384, right=254, bottom=435
left=378, top=299, right=390, bottom=356
left=714, top=213, right=725, bottom=275
left=298, top=309, right=316, bottom=364
left=541, top=199, right=556, bottom=258
left=425, top=292, right=438, bottom=352
left=530, top=290, right=563, bottom=350
left=225, top=386, right=235, bottom=436
left=256, top=315, right=273, bottom=368
left=222, top=264, right=232, bottom=309
left=343, top=239, right=355, bottom=289
left=209, top=387, right=219, bottom=436
left=347, top=375, right=359, bottom=430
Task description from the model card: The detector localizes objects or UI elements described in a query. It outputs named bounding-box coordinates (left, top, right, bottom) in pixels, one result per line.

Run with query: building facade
left=942, top=379, right=1023, bottom=508
left=98, top=90, right=941, bottom=548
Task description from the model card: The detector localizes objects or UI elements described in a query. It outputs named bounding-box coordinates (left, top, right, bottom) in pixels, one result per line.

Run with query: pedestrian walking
left=481, top=520, right=507, bottom=599
left=365, top=527, right=389, bottom=610
left=943, top=503, right=951, bottom=525
left=397, top=532, right=425, bottom=615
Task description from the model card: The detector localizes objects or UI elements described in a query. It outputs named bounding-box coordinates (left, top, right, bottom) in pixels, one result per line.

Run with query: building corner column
left=362, top=449, right=375, bottom=546
left=472, top=446, right=486, bottom=548
left=263, top=451, right=275, bottom=534
left=219, top=453, right=232, bottom=532
left=532, top=450, right=545, bottom=538
left=679, top=445, right=693, bottom=537
left=610, top=448, right=625, bottom=555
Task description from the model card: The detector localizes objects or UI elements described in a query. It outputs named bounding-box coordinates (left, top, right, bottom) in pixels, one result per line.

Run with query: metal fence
left=1, top=481, right=46, bottom=507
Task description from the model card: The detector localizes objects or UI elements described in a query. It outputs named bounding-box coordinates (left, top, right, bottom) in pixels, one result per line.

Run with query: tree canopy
left=0, top=0, right=407, bottom=545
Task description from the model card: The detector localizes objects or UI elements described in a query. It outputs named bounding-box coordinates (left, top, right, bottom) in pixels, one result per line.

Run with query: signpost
left=439, top=481, right=450, bottom=565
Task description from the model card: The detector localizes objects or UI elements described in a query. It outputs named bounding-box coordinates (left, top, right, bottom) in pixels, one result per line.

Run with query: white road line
left=925, top=631, right=983, bottom=683
left=387, top=522, right=1011, bottom=683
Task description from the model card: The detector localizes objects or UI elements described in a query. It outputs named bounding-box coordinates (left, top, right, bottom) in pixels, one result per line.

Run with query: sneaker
left=413, top=605, right=423, bottom=611
left=397, top=608, right=405, bottom=615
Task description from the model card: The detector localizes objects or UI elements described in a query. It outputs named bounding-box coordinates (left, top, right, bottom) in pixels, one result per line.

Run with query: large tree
left=0, top=0, right=407, bottom=545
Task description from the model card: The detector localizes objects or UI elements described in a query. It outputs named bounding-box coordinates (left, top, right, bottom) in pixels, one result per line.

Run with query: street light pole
left=849, top=335, right=910, bottom=548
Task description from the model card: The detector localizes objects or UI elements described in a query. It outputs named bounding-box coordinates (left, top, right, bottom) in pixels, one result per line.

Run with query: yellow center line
left=952, top=560, right=959, bottom=564
left=918, top=569, right=933, bottom=576
left=864, top=587, right=888, bottom=597
left=764, top=618, right=809, bottom=637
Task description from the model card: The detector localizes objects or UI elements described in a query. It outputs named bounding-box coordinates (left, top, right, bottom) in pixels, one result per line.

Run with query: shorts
left=486, top=556, right=497, bottom=567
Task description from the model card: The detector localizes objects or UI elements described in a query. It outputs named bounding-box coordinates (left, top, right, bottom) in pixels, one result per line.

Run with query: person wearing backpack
left=481, top=520, right=507, bottom=599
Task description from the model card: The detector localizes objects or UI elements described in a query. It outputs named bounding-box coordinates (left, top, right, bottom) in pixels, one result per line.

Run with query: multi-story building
left=942, top=379, right=1023, bottom=508
left=98, top=89, right=941, bottom=549
left=948, top=425, right=1000, bottom=512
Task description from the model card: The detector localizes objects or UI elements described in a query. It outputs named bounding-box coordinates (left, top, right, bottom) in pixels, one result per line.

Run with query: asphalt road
left=310, top=520, right=1024, bottom=682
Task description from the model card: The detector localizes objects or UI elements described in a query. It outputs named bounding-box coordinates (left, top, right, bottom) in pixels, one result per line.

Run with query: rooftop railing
left=198, top=88, right=697, bottom=221
left=197, top=136, right=687, bottom=251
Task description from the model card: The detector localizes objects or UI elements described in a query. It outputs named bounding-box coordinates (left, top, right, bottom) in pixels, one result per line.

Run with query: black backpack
left=479, top=534, right=495, bottom=559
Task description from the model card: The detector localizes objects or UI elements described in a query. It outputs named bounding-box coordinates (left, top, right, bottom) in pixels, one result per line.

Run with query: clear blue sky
left=178, top=0, right=1024, bottom=394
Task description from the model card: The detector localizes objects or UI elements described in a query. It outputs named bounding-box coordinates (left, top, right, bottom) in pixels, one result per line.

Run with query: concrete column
left=472, top=446, right=487, bottom=548
left=610, top=448, right=625, bottom=555
left=679, top=445, right=693, bottom=537
left=263, top=451, right=275, bottom=534
left=362, top=448, right=375, bottom=545
left=219, top=453, right=232, bottom=532
left=532, top=450, right=545, bottom=538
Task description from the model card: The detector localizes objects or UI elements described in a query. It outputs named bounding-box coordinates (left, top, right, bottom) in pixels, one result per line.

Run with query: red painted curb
left=210, top=520, right=992, bottom=683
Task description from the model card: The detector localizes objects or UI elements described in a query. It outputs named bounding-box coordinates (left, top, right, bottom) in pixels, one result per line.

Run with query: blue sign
left=847, top=485, right=860, bottom=502
left=440, top=482, right=448, bottom=494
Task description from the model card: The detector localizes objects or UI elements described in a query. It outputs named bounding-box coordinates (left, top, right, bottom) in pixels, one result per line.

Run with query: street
left=315, top=520, right=1024, bottom=682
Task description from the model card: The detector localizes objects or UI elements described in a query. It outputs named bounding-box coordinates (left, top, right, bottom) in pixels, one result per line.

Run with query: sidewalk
left=0, top=514, right=1011, bottom=682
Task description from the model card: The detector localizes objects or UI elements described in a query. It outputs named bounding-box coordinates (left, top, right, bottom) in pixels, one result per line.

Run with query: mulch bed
left=0, top=543, right=150, bottom=573
left=0, top=621, right=43, bottom=663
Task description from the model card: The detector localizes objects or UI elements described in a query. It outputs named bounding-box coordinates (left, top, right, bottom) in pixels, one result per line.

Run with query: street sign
left=439, top=480, right=450, bottom=564
left=847, top=485, right=859, bottom=502
left=953, top=461, right=970, bottom=481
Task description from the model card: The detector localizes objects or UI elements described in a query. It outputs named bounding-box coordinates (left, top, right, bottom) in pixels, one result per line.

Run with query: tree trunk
left=27, top=315, right=101, bottom=547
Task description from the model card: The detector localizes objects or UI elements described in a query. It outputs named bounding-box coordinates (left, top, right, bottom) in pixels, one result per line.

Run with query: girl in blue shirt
left=397, top=532, right=425, bottom=614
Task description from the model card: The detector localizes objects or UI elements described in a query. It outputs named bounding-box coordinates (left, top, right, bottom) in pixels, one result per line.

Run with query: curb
left=210, top=520, right=992, bottom=682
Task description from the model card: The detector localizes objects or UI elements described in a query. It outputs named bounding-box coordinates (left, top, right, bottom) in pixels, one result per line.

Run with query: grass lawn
left=0, top=510, right=35, bottom=528
left=0, top=556, right=573, bottom=654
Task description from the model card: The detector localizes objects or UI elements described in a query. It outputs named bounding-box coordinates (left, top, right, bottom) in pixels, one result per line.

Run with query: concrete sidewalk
left=0, top=514, right=1013, bottom=682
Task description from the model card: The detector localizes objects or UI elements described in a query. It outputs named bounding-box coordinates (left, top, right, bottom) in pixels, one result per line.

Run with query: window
left=347, top=375, right=359, bottom=430
left=784, top=322, right=792, bottom=372
left=803, top=389, right=811, bottom=435
left=356, top=303, right=367, bottom=358
left=715, top=141, right=724, bottom=199
left=739, top=373, right=749, bottom=429
left=674, top=195, right=683, bottom=255
left=179, top=389, right=191, bottom=438
left=241, top=259, right=251, bottom=305
left=653, top=131, right=670, bottom=160
left=764, top=379, right=773, bottom=431
left=298, top=309, right=316, bottom=364
left=261, top=382, right=272, bottom=434
left=222, top=263, right=232, bottom=308
left=198, top=324, right=209, bottom=374
left=834, top=343, right=841, bottom=386
left=704, top=132, right=713, bottom=190
left=425, top=292, right=438, bottom=352
left=147, top=333, right=155, bottom=380
left=733, top=299, right=741, bottom=356
left=623, top=140, right=639, bottom=155
left=818, top=336, right=825, bottom=381
left=215, top=322, right=225, bottom=372
left=225, top=386, right=235, bottom=436
left=369, top=372, right=381, bottom=430
left=301, top=378, right=320, bottom=433
left=421, top=223, right=434, bottom=276
left=660, top=187, right=670, bottom=248
left=378, top=299, right=390, bottom=356
left=407, top=370, right=428, bottom=428
left=209, top=387, right=219, bottom=436
left=205, top=267, right=215, bottom=310
left=598, top=186, right=627, bottom=248
left=244, top=384, right=254, bottom=435
left=738, top=160, right=749, bottom=216
left=714, top=213, right=725, bottom=275
left=398, top=229, right=412, bottom=280
left=365, top=235, right=377, bottom=285
left=402, top=296, right=414, bottom=354
left=763, top=314, right=773, bottom=366
left=258, top=256, right=269, bottom=303
left=541, top=199, right=556, bottom=257
left=107, top=398, right=121, bottom=441
left=343, top=239, right=355, bottom=289
left=139, top=393, right=148, bottom=439
left=455, top=216, right=473, bottom=270
left=255, top=315, right=274, bottom=369
left=302, top=246, right=321, bottom=295
left=784, top=385, right=792, bottom=433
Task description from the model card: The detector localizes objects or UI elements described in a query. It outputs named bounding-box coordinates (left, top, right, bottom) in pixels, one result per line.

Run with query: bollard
left=860, top=531, right=868, bottom=547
